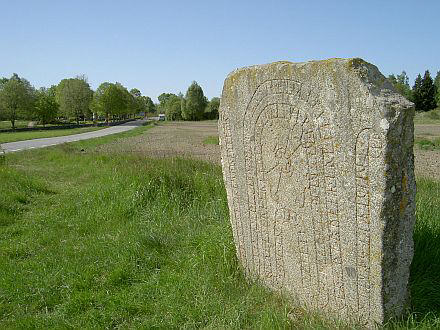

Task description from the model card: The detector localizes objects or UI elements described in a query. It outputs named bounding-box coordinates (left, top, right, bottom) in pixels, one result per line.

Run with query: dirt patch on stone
left=95, top=121, right=221, bottom=164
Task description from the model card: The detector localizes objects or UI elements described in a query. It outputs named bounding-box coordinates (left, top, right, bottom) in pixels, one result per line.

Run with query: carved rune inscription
left=220, top=59, right=415, bottom=327
left=221, top=79, right=379, bottom=318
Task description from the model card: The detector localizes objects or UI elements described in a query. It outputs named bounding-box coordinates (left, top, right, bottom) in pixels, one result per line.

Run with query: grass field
left=414, top=108, right=440, bottom=125
left=0, top=124, right=439, bottom=328
left=202, top=135, right=219, bottom=145
left=0, top=126, right=106, bottom=144
left=415, top=137, right=440, bottom=150
left=0, top=121, right=30, bottom=130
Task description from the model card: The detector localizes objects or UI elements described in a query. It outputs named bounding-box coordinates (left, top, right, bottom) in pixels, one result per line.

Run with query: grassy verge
left=0, top=120, right=138, bottom=130
left=415, top=137, right=440, bottom=150
left=203, top=135, right=219, bottom=145
left=0, top=126, right=106, bottom=144
left=0, top=126, right=439, bottom=328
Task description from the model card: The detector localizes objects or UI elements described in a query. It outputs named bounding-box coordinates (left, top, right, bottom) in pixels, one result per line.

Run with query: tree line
left=157, top=81, right=220, bottom=121
left=388, top=70, right=440, bottom=112
left=4, top=68, right=435, bottom=129
left=0, top=73, right=156, bottom=128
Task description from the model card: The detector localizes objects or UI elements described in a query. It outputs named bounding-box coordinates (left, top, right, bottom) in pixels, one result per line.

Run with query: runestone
left=218, top=58, right=415, bottom=327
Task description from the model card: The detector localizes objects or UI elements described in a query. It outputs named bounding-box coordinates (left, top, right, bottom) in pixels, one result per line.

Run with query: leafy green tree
left=180, top=93, right=186, bottom=120
left=129, top=88, right=146, bottom=116
left=0, top=77, right=8, bottom=89
left=47, top=85, right=58, bottom=98
left=143, top=96, right=156, bottom=114
left=126, top=91, right=137, bottom=117
left=56, top=77, right=93, bottom=124
left=0, top=74, right=35, bottom=128
left=91, top=82, right=111, bottom=121
left=204, top=97, right=220, bottom=119
left=164, top=94, right=183, bottom=120
left=157, top=93, right=177, bottom=115
left=100, top=83, right=128, bottom=123
left=181, top=81, right=207, bottom=121
left=130, top=88, right=141, bottom=98
left=157, top=93, right=174, bottom=114
left=388, top=71, right=412, bottom=101
left=35, top=88, right=58, bottom=126
left=158, top=93, right=175, bottom=106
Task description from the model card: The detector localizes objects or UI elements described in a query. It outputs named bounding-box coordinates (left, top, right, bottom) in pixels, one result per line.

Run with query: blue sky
left=0, top=1, right=438, bottom=101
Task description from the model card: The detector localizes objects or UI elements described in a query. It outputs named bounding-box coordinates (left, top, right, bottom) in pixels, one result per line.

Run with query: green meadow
left=0, top=124, right=439, bottom=328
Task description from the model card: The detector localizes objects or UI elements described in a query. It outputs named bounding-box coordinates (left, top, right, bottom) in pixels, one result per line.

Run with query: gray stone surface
left=218, top=58, right=415, bottom=327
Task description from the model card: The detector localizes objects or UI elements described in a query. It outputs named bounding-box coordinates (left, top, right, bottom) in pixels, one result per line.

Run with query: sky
left=0, top=0, right=439, bottom=102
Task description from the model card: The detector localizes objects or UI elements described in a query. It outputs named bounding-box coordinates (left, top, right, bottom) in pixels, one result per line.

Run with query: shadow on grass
left=408, top=178, right=440, bottom=322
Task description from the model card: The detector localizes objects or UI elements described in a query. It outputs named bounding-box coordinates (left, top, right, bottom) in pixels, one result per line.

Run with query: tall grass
left=0, top=126, right=439, bottom=328
left=0, top=143, right=292, bottom=328
left=410, top=179, right=440, bottom=315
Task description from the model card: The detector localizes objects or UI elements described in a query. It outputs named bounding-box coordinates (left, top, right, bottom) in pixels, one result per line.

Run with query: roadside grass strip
left=0, top=126, right=106, bottom=144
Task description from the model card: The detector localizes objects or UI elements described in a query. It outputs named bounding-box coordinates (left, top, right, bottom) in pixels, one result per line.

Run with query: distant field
left=0, top=121, right=439, bottom=328
left=414, top=107, right=440, bottom=125
left=0, top=126, right=105, bottom=144
left=0, top=120, right=30, bottom=129
left=203, top=135, right=219, bottom=145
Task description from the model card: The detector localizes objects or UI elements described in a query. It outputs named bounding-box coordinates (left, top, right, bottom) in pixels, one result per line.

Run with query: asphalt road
left=1, top=120, right=146, bottom=153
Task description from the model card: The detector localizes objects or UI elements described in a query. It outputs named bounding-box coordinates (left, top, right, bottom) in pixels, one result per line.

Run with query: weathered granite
left=218, top=58, right=415, bottom=327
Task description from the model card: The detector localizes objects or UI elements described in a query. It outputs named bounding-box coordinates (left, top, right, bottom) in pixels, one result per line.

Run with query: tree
left=35, top=88, right=58, bottom=126
left=164, top=94, right=183, bottom=120
left=157, top=92, right=177, bottom=115
left=434, top=71, right=440, bottom=107
left=181, top=81, right=207, bottom=121
left=0, top=77, right=8, bottom=89
left=157, top=93, right=175, bottom=114
left=412, top=74, right=423, bottom=111
left=388, top=71, right=412, bottom=101
left=415, top=71, right=437, bottom=111
left=158, top=93, right=174, bottom=105
left=56, top=77, right=93, bottom=124
left=0, top=74, right=35, bottom=128
left=129, top=88, right=146, bottom=116
left=143, top=96, right=156, bottom=114
left=90, top=82, right=112, bottom=122
left=130, top=88, right=142, bottom=98
left=99, top=83, right=128, bottom=123
left=204, top=97, right=220, bottom=119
